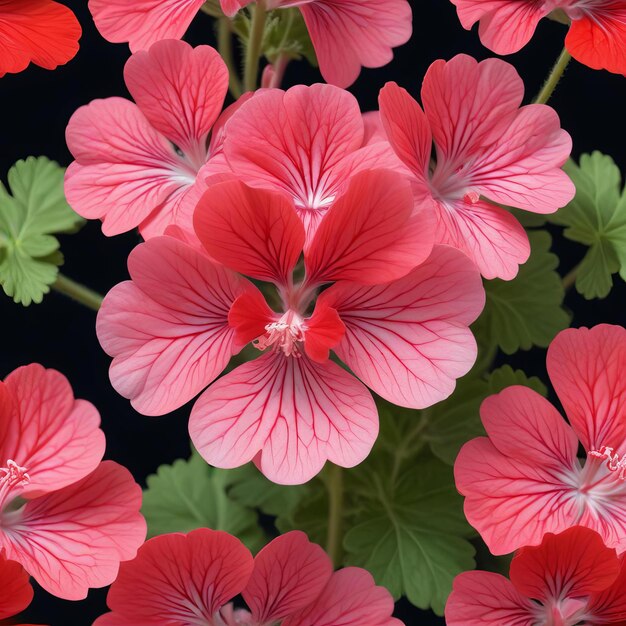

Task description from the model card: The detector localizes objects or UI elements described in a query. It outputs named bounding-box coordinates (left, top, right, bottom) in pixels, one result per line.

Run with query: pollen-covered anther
left=462, top=190, right=480, bottom=205
left=254, top=311, right=308, bottom=358
left=589, top=446, right=626, bottom=480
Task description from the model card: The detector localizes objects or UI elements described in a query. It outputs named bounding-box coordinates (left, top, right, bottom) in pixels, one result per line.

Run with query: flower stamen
left=589, top=446, right=626, bottom=480
left=0, top=460, right=30, bottom=510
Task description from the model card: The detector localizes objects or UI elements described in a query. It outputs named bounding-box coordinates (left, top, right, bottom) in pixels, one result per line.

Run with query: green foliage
left=550, top=152, right=626, bottom=299
left=0, top=157, right=83, bottom=305
left=476, top=231, right=570, bottom=354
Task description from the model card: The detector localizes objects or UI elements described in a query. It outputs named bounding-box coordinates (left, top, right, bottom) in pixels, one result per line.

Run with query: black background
left=1, top=0, right=625, bottom=624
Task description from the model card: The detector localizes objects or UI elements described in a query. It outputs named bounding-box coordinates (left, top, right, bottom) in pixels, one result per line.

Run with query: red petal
left=304, top=302, right=345, bottom=363
left=228, top=289, right=276, bottom=347
left=0, top=554, right=33, bottom=620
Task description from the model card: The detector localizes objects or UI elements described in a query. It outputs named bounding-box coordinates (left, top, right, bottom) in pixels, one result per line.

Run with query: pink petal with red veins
left=445, top=571, right=536, bottom=626
left=0, top=461, right=145, bottom=601
left=65, top=98, right=187, bottom=236
left=297, top=0, right=412, bottom=88
left=244, top=531, right=333, bottom=623
left=283, top=567, right=401, bottom=626
left=194, top=180, right=305, bottom=284
left=305, top=170, right=434, bottom=285
left=0, top=364, right=105, bottom=496
left=124, top=40, right=228, bottom=159
left=547, top=325, right=626, bottom=454
left=319, top=246, right=483, bottom=408
left=220, top=0, right=252, bottom=16
left=104, top=529, right=253, bottom=623
left=0, top=554, right=33, bottom=620
left=190, top=352, right=378, bottom=484
left=510, top=527, right=620, bottom=602
left=587, top=555, right=626, bottom=622
left=362, top=111, right=385, bottom=145
left=88, top=0, right=205, bottom=52
left=97, top=237, right=249, bottom=415
left=433, top=197, right=530, bottom=280
left=379, top=81, right=431, bottom=181
left=304, top=302, right=345, bottom=364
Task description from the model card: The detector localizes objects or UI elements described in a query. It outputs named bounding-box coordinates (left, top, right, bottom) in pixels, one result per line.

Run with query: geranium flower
left=455, top=324, right=626, bottom=555
left=0, top=553, right=33, bottom=622
left=446, top=526, right=626, bottom=625
left=222, top=83, right=408, bottom=244
left=88, top=0, right=412, bottom=88
left=450, top=0, right=626, bottom=75
left=0, top=363, right=146, bottom=600
left=65, top=39, right=232, bottom=238
left=0, top=1, right=81, bottom=77
left=97, top=171, right=484, bottom=484
left=94, top=528, right=402, bottom=626
left=378, top=54, right=575, bottom=280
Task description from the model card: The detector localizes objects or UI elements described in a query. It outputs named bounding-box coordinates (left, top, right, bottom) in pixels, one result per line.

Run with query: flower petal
left=0, top=461, right=145, bottom=600
left=194, top=180, right=305, bottom=284
left=88, top=0, right=205, bottom=52
left=0, top=554, right=33, bottom=621
left=97, top=236, right=249, bottom=415
left=283, top=567, right=401, bottom=626
left=104, top=529, right=253, bottom=623
left=244, top=531, right=333, bottom=623
left=1, top=364, right=105, bottom=496
left=0, top=0, right=81, bottom=76
left=305, top=169, right=434, bottom=285
left=319, top=246, right=484, bottom=408
left=587, top=555, right=626, bottom=623
left=190, top=352, right=378, bottom=485
left=546, top=324, right=626, bottom=454
left=304, top=301, right=345, bottom=364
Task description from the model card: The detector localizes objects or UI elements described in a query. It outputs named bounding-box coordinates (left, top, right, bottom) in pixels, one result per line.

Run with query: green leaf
left=142, top=453, right=265, bottom=551
left=549, top=152, right=626, bottom=299
left=477, top=230, right=570, bottom=354
left=0, top=157, right=84, bottom=305
left=487, top=364, right=547, bottom=396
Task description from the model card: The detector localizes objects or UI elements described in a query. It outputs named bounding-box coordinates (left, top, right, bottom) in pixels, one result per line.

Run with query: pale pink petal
left=362, top=111, right=385, bottom=145
left=284, top=567, right=401, bottom=626
left=97, top=236, right=250, bottom=415
left=305, top=170, right=434, bottom=285
left=104, top=529, right=253, bottom=623
left=65, top=97, right=189, bottom=236
left=194, top=180, right=305, bottom=284
left=547, top=325, right=626, bottom=454
left=0, top=461, right=146, bottom=601
left=190, top=352, right=378, bottom=485
left=298, top=0, right=412, bottom=88
left=1, top=364, right=105, bottom=496
left=445, top=571, right=535, bottom=626
left=124, top=40, right=228, bottom=159
left=243, top=531, right=333, bottom=623
left=88, top=0, right=205, bottom=52
left=0, top=555, right=33, bottom=620
left=319, top=246, right=484, bottom=408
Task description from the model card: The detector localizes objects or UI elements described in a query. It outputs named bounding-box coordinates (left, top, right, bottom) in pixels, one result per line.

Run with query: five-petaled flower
left=96, top=169, right=485, bottom=484
left=446, top=526, right=626, bottom=625
left=94, top=528, right=402, bottom=626
left=0, top=364, right=146, bottom=600
left=450, top=0, right=626, bottom=75
left=379, top=54, right=575, bottom=280
left=455, top=324, right=626, bottom=555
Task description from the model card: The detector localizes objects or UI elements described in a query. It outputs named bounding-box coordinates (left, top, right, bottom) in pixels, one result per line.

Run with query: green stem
left=325, top=464, right=344, bottom=567
left=218, top=17, right=243, bottom=99
left=243, top=2, right=267, bottom=92
left=52, top=273, right=103, bottom=311
left=534, top=47, right=572, bottom=105
left=562, top=263, right=580, bottom=291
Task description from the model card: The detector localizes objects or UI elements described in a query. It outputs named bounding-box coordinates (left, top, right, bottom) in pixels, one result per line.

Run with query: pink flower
left=94, top=528, right=402, bottom=626
left=455, top=324, right=626, bottom=556
left=378, top=54, right=575, bottom=280
left=97, top=171, right=484, bottom=484
left=65, top=39, right=232, bottom=238
left=446, top=526, right=626, bottom=625
left=450, top=0, right=626, bottom=75
left=0, top=364, right=146, bottom=600
left=0, top=553, right=33, bottom=622
left=223, top=83, right=409, bottom=244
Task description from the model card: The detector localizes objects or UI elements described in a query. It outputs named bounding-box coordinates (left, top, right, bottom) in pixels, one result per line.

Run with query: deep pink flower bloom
left=450, top=0, right=626, bottom=75
left=97, top=171, right=484, bottom=484
left=455, top=324, right=626, bottom=556
left=0, top=364, right=146, bottom=600
left=378, top=54, right=575, bottom=280
left=94, top=528, right=402, bottom=626
left=446, top=526, right=626, bottom=625
left=223, top=83, right=409, bottom=244
left=65, top=39, right=232, bottom=238
left=0, top=553, right=33, bottom=622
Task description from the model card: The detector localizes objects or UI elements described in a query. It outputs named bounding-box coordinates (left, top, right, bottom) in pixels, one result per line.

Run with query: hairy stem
left=562, top=262, right=580, bottom=291
left=52, top=273, right=103, bottom=311
left=326, top=464, right=344, bottom=567
left=534, top=47, right=572, bottom=105
left=244, top=2, right=267, bottom=92
left=218, top=17, right=243, bottom=99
